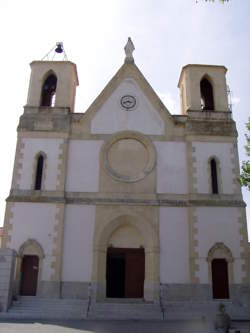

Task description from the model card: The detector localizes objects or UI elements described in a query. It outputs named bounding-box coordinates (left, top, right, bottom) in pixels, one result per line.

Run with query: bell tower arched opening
left=40, top=73, right=57, bottom=107
left=200, top=77, right=214, bottom=111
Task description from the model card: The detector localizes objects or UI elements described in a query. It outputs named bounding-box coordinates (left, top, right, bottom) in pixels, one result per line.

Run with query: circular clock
left=120, top=95, right=136, bottom=110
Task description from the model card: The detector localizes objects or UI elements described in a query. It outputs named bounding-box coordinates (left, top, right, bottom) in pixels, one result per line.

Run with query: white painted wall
left=18, top=138, right=63, bottom=190
left=159, top=207, right=189, bottom=283
left=66, top=140, right=103, bottom=192
left=91, top=78, right=164, bottom=135
left=8, top=203, right=58, bottom=280
left=192, top=142, right=234, bottom=194
left=195, top=207, right=244, bottom=283
left=155, top=142, right=187, bottom=194
left=62, top=205, right=95, bottom=281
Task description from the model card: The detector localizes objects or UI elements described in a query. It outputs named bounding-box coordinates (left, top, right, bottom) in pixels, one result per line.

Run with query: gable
left=91, top=77, right=165, bottom=135
left=82, top=62, right=174, bottom=136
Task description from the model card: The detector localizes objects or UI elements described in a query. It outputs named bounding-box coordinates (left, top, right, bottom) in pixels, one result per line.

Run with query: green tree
left=240, top=119, right=250, bottom=190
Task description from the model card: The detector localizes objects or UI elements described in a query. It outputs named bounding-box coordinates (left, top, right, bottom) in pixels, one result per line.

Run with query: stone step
left=88, top=302, right=163, bottom=320
left=162, top=301, right=250, bottom=321
left=7, top=296, right=89, bottom=319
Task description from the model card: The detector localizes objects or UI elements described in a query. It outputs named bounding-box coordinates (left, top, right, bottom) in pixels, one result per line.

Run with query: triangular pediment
left=83, top=61, right=174, bottom=135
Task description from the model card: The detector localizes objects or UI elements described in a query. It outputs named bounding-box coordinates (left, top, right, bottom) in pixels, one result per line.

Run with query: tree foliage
left=240, top=119, right=250, bottom=191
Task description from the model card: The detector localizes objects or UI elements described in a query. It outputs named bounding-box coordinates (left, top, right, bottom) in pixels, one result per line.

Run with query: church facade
left=2, top=40, right=250, bottom=305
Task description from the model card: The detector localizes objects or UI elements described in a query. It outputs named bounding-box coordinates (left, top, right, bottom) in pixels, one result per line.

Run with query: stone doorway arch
left=15, top=239, right=45, bottom=296
left=91, top=212, right=159, bottom=302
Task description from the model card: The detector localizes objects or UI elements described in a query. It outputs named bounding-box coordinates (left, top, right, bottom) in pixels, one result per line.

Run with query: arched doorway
left=92, top=213, right=159, bottom=301
left=20, top=255, right=39, bottom=296
left=211, top=258, right=229, bottom=299
left=106, top=247, right=145, bottom=298
left=207, top=242, right=233, bottom=300
left=16, top=239, right=45, bottom=297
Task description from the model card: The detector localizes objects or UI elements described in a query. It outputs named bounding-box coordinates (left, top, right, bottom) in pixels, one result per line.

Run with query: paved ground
left=0, top=319, right=249, bottom=333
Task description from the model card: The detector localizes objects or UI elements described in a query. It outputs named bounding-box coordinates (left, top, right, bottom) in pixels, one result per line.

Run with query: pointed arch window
left=200, top=78, right=214, bottom=111
left=34, top=154, right=44, bottom=190
left=210, top=158, right=219, bottom=194
left=40, top=74, right=57, bottom=107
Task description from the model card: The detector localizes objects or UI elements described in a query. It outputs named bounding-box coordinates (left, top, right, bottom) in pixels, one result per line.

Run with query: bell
left=55, top=42, right=63, bottom=53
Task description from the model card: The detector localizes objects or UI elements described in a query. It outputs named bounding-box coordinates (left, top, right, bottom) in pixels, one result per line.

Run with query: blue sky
left=0, top=0, right=249, bottom=236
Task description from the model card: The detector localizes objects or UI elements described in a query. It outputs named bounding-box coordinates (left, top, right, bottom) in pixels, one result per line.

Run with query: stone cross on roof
left=124, top=37, right=135, bottom=63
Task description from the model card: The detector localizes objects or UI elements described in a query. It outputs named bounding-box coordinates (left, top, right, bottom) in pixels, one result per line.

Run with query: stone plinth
left=0, top=249, right=16, bottom=312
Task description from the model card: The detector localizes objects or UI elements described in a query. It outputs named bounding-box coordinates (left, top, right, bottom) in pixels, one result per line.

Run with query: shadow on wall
left=0, top=227, right=3, bottom=248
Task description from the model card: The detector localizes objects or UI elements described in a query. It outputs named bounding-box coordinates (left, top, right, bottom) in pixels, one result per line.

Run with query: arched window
left=210, top=158, right=218, bottom=194
left=200, top=78, right=214, bottom=111
left=34, top=155, right=44, bottom=190
left=40, top=74, right=57, bottom=107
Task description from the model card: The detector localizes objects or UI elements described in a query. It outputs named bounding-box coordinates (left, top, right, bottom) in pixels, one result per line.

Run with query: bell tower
left=178, top=64, right=229, bottom=115
left=26, top=60, right=78, bottom=112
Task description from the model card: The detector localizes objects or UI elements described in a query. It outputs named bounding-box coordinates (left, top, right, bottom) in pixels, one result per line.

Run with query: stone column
left=0, top=248, right=16, bottom=312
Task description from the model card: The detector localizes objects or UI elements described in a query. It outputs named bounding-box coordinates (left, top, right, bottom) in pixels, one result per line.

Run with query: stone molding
left=188, top=207, right=200, bottom=283
left=2, top=203, right=14, bottom=248
left=51, top=204, right=65, bottom=282
left=207, top=242, right=234, bottom=284
left=207, top=242, right=233, bottom=263
left=18, top=238, right=45, bottom=259
left=11, top=139, right=25, bottom=190
left=15, top=238, right=45, bottom=297
left=101, top=131, right=156, bottom=183
left=56, top=139, right=69, bottom=191
left=92, top=206, right=159, bottom=301
left=6, top=191, right=245, bottom=207
left=238, top=208, right=250, bottom=283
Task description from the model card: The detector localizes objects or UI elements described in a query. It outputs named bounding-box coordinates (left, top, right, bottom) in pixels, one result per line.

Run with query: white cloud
left=158, top=92, right=179, bottom=114
left=231, top=96, right=240, bottom=106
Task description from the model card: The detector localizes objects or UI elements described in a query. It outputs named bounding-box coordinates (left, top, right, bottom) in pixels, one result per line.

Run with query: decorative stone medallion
left=120, top=95, right=136, bottom=110
left=102, top=131, right=156, bottom=183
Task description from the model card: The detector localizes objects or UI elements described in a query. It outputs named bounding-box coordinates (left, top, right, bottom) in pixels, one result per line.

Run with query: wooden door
left=20, top=255, right=39, bottom=296
left=106, top=250, right=125, bottom=298
left=212, top=259, right=229, bottom=299
left=125, top=249, right=145, bottom=298
left=106, top=248, right=145, bottom=298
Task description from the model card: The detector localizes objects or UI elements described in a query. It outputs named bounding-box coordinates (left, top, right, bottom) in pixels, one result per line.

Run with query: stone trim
left=186, top=142, right=197, bottom=194
left=230, top=143, right=242, bottom=194
left=185, top=136, right=237, bottom=143
left=207, top=242, right=234, bottom=284
left=18, top=131, right=69, bottom=139
left=11, top=139, right=25, bottom=190
left=56, top=139, right=69, bottom=191
left=101, top=131, right=156, bottom=183
left=6, top=191, right=246, bottom=207
left=15, top=239, right=45, bottom=296
left=2, top=203, right=14, bottom=248
left=18, top=238, right=45, bottom=258
left=188, top=207, right=200, bottom=283
left=92, top=206, right=160, bottom=301
left=207, top=156, right=223, bottom=194
left=77, top=62, right=173, bottom=134
left=237, top=208, right=250, bottom=283
left=31, top=151, right=47, bottom=190
left=50, top=203, right=65, bottom=281
left=191, top=145, right=198, bottom=193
